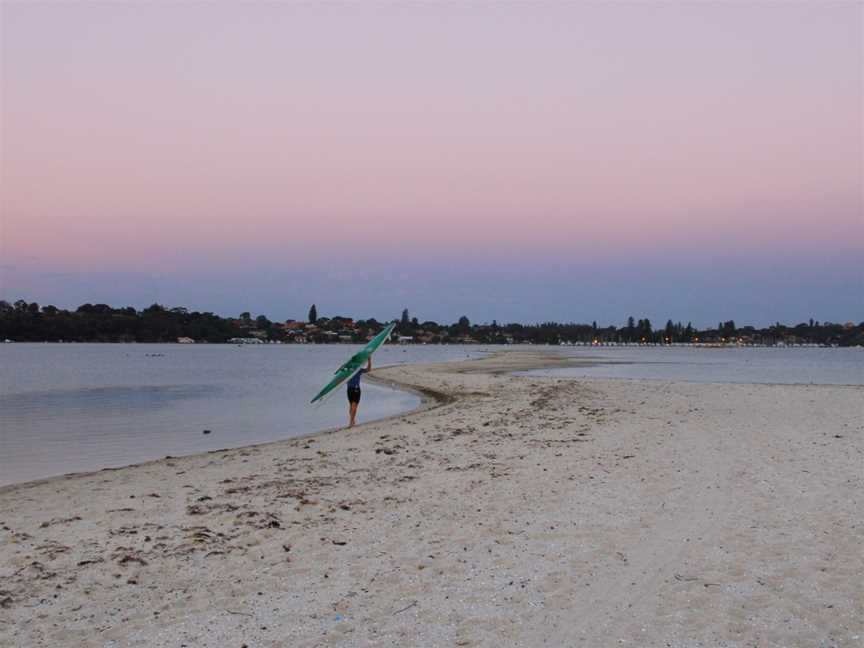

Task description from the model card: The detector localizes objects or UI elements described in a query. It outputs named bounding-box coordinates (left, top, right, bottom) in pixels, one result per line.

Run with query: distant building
left=177, top=337, right=195, bottom=344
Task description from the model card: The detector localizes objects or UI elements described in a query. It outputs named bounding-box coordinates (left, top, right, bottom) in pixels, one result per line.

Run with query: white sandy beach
left=1, top=350, right=862, bottom=647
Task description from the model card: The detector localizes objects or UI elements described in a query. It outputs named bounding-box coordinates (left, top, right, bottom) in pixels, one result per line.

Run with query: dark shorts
left=347, top=386, right=361, bottom=404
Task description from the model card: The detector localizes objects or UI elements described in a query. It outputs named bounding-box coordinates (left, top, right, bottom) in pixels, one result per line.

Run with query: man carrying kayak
left=347, top=357, right=372, bottom=427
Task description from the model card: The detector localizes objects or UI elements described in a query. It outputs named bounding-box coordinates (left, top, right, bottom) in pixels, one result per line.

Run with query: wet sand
left=1, top=350, right=862, bottom=647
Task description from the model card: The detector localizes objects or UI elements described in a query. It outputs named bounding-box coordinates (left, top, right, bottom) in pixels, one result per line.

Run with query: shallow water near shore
left=0, top=343, right=491, bottom=487
left=524, top=346, right=864, bottom=385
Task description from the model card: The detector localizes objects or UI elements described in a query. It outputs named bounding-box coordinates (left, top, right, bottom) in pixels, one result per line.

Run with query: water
left=521, top=346, right=864, bottom=385
left=0, top=343, right=490, bottom=487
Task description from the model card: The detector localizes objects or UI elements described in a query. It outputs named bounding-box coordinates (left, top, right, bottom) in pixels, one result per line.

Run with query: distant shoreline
left=3, top=300, right=862, bottom=346
left=2, top=339, right=859, bottom=348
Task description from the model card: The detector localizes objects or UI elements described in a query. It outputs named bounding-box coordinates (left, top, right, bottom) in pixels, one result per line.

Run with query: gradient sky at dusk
left=2, top=3, right=861, bottom=326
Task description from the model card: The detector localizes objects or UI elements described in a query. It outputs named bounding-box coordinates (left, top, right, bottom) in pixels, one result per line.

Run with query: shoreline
left=0, top=358, right=460, bottom=496
left=2, top=350, right=861, bottom=647
left=0, top=350, right=586, bottom=495
left=0, top=366, right=444, bottom=497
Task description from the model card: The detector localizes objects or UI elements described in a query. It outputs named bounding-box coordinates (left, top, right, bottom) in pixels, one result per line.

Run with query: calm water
left=0, top=344, right=490, bottom=487
left=523, top=346, right=864, bottom=385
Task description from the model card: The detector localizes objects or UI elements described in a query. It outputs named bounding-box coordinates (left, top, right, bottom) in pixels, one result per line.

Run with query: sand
left=1, top=350, right=862, bottom=648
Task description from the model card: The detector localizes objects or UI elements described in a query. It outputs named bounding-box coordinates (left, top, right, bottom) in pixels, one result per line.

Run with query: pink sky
left=1, top=3, right=861, bottom=324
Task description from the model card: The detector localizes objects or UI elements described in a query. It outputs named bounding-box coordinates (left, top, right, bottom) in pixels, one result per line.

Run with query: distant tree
left=626, top=316, right=635, bottom=342
left=42, top=305, right=59, bottom=316
left=0, top=300, right=11, bottom=313
left=664, top=319, right=675, bottom=342
left=401, top=308, right=410, bottom=326
left=308, top=304, right=317, bottom=323
left=239, top=311, right=251, bottom=323
left=638, top=318, right=652, bottom=341
left=457, top=315, right=470, bottom=333
left=256, top=314, right=271, bottom=329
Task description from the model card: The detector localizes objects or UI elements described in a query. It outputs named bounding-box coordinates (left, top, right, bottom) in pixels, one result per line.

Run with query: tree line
left=1, top=299, right=861, bottom=346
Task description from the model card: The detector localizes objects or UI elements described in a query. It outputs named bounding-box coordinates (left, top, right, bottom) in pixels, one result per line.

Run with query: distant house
left=397, top=336, right=414, bottom=344
left=338, top=335, right=353, bottom=343
left=177, top=337, right=195, bottom=344
left=284, top=320, right=306, bottom=331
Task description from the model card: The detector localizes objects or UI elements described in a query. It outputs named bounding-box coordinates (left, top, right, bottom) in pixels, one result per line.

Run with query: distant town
left=1, top=300, right=862, bottom=347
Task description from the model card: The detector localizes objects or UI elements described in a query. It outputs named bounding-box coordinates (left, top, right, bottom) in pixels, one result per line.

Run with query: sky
left=1, top=2, right=861, bottom=327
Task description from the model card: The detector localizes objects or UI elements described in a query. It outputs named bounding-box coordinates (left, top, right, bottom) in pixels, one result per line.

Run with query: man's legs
left=349, top=401, right=359, bottom=427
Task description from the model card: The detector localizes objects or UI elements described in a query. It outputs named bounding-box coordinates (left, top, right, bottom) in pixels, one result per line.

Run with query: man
left=347, top=356, right=372, bottom=427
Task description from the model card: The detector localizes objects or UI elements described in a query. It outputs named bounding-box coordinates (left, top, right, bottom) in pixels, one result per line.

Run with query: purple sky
left=2, top=2, right=862, bottom=326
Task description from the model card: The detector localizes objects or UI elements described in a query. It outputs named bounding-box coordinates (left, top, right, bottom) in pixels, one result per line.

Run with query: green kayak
left=310, top=322, right=397, bottom=403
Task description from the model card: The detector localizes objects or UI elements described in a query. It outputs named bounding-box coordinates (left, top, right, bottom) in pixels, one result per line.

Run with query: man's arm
left=366, top=357, right=372, bottom=373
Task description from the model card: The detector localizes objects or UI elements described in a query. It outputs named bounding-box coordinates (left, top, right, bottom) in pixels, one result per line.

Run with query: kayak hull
left=310, top=323, right=396, bottom=403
